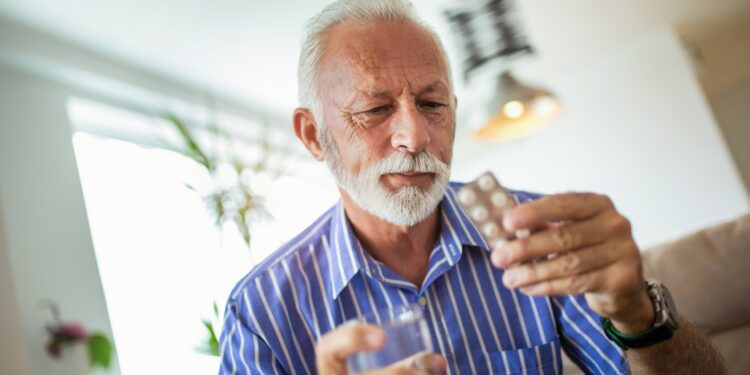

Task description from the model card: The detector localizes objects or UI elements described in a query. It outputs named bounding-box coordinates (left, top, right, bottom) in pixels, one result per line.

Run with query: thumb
left=316, top=323, right=386, bottom=375
left=389, top=351, right=447, bottom=375
left=413, top=353, right=447, bottom=375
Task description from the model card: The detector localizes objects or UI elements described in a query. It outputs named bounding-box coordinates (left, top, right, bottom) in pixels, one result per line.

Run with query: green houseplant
left=161, top=112, right=283, bottom=356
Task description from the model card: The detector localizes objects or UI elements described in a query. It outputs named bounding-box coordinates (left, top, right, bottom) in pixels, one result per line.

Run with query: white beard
left=319, top=127, right=450, bottom=226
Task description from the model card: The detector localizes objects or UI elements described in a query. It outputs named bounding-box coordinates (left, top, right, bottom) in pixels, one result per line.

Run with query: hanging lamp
left=444, top=0, right=563, bottom=142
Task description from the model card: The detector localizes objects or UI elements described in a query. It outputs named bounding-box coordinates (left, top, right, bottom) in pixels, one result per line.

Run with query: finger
left=501, top=242, right=620, bottom=289
left=516, top=262, right=632, bottom=296
left=492, top=217, right=610, bottom=268
left=516, top=269, right=597, bottom=296
left=356, top=352, right=446, bottom=375
left=389, top=352, right=446, bottom=375
left=518, top=264, right=647, bottom=321
left=503, top=193, right=614, bottom=232
left=360, top=368, right=429, bottom=375
left=413, top=353, right=446, bottom=375
left=316, top=323, right=385, bottom=372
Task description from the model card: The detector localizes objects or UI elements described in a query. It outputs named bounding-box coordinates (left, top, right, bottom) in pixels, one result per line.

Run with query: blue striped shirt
left=219, top=183, right=629, bottom=374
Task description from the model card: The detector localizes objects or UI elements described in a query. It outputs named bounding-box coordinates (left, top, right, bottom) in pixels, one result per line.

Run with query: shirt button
left=418, top=296, right=427, bottom=307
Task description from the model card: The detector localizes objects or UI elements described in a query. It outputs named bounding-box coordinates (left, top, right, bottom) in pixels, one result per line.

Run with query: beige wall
left=711, top=78, right=750, bottom=200
left=0, top=200, right=31, bottom=375
left=452, top=28, right=750, bottom=247
left=687, top=11, right=750, bottom=201
left=0, top=66, right=120, bottom=375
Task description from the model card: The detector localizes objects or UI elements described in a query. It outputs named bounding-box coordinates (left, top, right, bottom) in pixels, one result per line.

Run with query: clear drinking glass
left=347, top=304, right=434, bottom=373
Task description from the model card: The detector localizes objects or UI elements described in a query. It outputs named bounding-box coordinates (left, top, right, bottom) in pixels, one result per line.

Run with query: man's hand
left=315, top=323, right=446, bottom=375
left=491, top=193, right=655, bottom=333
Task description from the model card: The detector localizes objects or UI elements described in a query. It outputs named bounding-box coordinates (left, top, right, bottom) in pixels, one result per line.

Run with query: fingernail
left=492, top=250, right=508, bottom=266
left=503, top=271, right=517, bottom=288
left=503, top=214, right=516, bottom=231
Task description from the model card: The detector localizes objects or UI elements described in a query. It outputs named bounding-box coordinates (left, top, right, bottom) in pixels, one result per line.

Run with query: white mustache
left=371, top=151, right=449, bottom=175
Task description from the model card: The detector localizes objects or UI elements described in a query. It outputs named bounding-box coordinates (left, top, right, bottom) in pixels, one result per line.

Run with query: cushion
left=642, top=214, right=750, bottom=334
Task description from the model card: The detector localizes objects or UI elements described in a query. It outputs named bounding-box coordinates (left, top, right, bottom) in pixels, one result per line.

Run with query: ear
left=293, top=107, right=325, bottom=161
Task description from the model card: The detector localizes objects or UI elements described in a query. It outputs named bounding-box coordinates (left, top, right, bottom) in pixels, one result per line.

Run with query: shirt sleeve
left=552, top=294, right=630, bottom=375
left=219, top=298, right=286, bottom=375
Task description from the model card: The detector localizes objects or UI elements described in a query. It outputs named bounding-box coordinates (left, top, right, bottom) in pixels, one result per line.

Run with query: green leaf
left=198, top=319, right=220, bottom=356
left=213, top=301, right=219, bottom=318
left=164, top=112, right=214, bottom=171
left=233, top=213, right=251, bottom=247
left=87, top=333, right=113, bottom=369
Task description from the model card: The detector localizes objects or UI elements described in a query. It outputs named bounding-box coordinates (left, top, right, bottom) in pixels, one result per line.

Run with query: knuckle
left=561, top=252, right=582, bottom=274
left=567, top=274, right=586, bottom=293
left=598, top=194, right=615, bottom=209
left=557, top=195, right=573, bottom=213
left=606, top=214, right=630, bottom=235
left=623, top=242, right=640, bottom=259
left=552, top=225, right=576, bottom=251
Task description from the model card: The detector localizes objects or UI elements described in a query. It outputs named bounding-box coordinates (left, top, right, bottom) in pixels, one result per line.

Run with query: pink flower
left=56, top=322, right=89, bottom=341
left=45, top=322, right=89, bottom=360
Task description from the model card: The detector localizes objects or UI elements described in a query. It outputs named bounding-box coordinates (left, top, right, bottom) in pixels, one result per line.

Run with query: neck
left=339, top=188, right=441, bottom=288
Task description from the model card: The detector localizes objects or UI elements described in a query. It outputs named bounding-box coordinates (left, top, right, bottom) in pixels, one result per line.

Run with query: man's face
left=315, top=20, right=456, bottom=225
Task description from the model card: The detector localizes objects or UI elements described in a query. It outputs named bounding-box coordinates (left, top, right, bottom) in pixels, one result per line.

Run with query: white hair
left=297, top=0, right=452, bottom=122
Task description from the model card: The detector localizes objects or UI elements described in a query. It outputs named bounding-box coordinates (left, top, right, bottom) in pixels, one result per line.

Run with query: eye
left=419, top=101, right=446, bottom=110
left=365, top=105, right=391, bottom=114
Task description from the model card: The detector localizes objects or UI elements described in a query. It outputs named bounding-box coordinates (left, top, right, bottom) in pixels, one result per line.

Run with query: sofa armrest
left=642, top=214, right=750, bottom=334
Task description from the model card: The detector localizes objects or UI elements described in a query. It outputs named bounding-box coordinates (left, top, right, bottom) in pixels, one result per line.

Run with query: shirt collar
left=325, top=183, right=510, bottom=299
left=439, top=185, right=492, bottom=260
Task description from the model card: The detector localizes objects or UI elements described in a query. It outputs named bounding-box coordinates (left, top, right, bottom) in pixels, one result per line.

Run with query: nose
left=390, top=103, right=431, bottom=153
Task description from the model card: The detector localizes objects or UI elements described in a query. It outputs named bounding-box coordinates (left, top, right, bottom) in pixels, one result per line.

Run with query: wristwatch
left=601, top=280, right=679, bottom=350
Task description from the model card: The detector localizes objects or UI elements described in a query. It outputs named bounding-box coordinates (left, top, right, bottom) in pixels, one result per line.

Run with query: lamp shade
left=473, top=72, right=563, bottom=142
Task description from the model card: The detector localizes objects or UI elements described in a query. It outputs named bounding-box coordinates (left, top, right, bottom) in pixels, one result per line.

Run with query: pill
left=470, top=206, right=488, bottom=222
left=458, top=188, right=477, bottom=205
left=483, top=222, right=500, bottom=237
left=490, top=191, right=508, bottom=207
left=478, top=174, right=496, bottom=191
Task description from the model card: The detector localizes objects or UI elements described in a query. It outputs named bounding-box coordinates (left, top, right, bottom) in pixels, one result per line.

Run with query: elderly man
left=220, top=0, right=724, bottom=374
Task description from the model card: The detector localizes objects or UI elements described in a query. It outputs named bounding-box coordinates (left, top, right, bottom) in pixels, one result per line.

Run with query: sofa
left=562, top=213, right=750, bottom=374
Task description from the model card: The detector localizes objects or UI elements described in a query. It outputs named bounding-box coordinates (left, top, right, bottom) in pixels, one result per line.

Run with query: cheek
left=333, top=132, right=381, bottom=173
left=428, top=119, right=455, bottom=161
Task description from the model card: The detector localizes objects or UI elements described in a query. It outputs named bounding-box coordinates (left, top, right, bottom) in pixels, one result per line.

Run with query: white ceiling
left=0, top=0, right=748, bottom=116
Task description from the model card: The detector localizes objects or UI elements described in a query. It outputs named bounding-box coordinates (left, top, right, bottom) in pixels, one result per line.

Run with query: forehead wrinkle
left=361, top=50, right=439, bottom=71
left=351, top=55, right=448, bottom=97
left=359, top=78, right=449, bottom=100
left=322, top=23, right=452, bottom=106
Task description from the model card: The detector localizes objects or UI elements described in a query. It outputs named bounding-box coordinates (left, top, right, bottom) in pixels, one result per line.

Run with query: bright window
left=70, top=99, right=338, bottom=374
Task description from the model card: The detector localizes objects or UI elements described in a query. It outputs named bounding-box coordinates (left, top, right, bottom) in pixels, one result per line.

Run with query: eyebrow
left=366, top=81, right=449, bottom=98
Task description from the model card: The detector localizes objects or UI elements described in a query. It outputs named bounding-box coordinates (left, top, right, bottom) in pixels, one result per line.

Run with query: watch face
left=657, top=283, right=680, bottom=330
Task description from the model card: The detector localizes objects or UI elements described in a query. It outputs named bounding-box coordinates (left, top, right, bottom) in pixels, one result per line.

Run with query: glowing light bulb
left=502, top=100, right=525, bottom=119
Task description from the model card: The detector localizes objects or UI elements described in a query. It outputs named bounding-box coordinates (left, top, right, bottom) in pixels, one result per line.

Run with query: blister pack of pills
left=456, top=171, right=529, bottom=250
